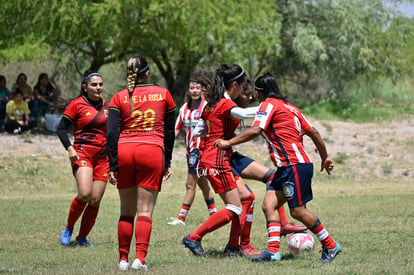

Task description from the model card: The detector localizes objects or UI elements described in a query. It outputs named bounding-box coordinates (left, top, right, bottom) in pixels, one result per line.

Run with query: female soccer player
left=107, top=56, right=176, bottom=271
left=215, top=73, right=341, bottom=263
left=168, top=77, right=216, bottom=226
left=226, top=81, right=307, bottom=256
left=182, top=64, right=259, bottom=257
left=57, top=70, right=108, bottom=247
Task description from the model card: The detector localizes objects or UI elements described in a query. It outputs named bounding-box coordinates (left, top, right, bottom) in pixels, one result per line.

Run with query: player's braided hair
left=126, top=56, right=149, bottom=110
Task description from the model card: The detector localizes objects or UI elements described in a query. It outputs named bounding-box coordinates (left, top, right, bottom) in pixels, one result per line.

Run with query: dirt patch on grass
left=1, top=116, right=413, bottom=180
left=306, top=116, right=414, bottom=179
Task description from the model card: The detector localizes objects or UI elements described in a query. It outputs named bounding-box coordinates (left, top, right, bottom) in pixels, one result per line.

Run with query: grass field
left=1, top=133, right=414, bottom=274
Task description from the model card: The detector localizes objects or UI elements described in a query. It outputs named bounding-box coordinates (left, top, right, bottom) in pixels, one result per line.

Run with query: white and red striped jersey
left=252, top=97, right=313, bottom=167
left=175, top=98, right=207, bottom=153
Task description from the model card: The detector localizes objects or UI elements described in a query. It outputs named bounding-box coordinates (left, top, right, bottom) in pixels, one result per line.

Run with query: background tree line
left=1, top=0, right=413, bottom=108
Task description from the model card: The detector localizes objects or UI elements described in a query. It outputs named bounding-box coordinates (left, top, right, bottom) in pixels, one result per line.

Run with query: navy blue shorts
left=267, top=163, right=314, bottom=208
left=230, top=151, right=255, bottom=176
left=187, top=149, right=200, bottom=174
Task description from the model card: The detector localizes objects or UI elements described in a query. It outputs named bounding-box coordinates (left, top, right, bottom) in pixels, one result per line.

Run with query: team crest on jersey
left=81, top=160, right=87, bottom=167
left=85, top=111, right=92, bottom=116
left=282, top=181, right=295, bottom=198
left=193, top=110, right=201, bottom=120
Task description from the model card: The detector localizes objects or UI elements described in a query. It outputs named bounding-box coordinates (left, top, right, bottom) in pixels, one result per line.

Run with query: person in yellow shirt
left=5, top=89, right=31, bottom=134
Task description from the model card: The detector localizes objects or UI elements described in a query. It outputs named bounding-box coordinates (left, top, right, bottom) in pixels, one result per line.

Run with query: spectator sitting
left=12, top=73, right=33, bottom=104
left=33, top=72, right=61, bottom=123
left=0, top=75, right=11, bottom=127
left=5, top=89, right=33, bottom=134
left=11, top=73, right=35, bottom=122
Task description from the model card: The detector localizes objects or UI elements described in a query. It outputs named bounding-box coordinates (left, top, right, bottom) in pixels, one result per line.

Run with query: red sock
left=66, top=196, right=87, bottom=229
left=309, top=218, right=335, bottom=249
left=178, top=203, right=191, bottom=222
left=135, top=216, right=152, bottom=265
left=266, top=220, right=281, bottom=253
left=77, top=205, right=99, bottom=239
left=189, top=208, right=235, bottom=241
left=205, top=198, right=217, bottom=216
left=278, top=205, right=288, bottom=226
left=240, top=193, right=255, bottom=248
left=228, top=215, right=241, bottom=248
left=118, top=216, right=134, bottom=262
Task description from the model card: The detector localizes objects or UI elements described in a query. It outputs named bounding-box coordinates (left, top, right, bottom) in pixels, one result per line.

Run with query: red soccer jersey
left=63, top=96, right=108, bottom=147
left=252, top=97, right=313, bottom=167
left=109, top=84, right=176, bottom=148
left=175, top=98, right=207, bottom=153
left=200, top=98, right=240, bottom=165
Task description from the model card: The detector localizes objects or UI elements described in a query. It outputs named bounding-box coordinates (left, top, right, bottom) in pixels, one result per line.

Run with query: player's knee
left=225, top=204, right=242, bottom=216
left=89, top=197, right=102, bottom=207
left=78, top=193, right=92, bottom=202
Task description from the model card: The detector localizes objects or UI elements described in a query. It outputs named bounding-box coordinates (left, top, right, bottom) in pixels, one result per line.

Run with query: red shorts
left=117, top=142, right=164, bottom=191
left=72, top=144, right=109, bottom=182
left=198, top=162, right=237, bottom=194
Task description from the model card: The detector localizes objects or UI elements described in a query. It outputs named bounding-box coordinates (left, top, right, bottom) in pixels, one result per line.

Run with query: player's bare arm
left=305, top=127, right=334, bottom=175
left=214, top=126, right=263, bottom=149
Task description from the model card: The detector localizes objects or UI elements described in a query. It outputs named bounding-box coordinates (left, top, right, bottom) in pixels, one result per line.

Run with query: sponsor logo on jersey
left=197, top=167, right=220, bottom=177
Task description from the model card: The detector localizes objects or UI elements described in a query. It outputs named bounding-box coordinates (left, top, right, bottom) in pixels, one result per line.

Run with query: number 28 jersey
left=109, top=84, right=176, bottom=148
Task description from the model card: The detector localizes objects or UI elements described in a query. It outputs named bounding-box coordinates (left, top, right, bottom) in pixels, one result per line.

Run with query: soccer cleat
left=131, top=258, right=148, bottom=271
left=280, top=222, right=307, bottom=236
left=241, top=244, right=261, bottom=256
left=223, top=243, right=246, bottom=257
left=167, top=217, right=186, bottom=226
left=320, top=242, right=342, bottom=264
left=59, top=227, right=73, bottom=246
left=251, top=250, right=281, bottom=262
left=118, top=260, right=129, bottom=271
left=182, top=235, right=206, bottom=257
left=75, top=237, right=95, bottom=248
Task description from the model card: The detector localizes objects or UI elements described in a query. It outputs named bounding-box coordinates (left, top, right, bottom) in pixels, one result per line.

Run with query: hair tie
left=225, top=70, right=244, bottom=85
left=255, top=86, right=264, bottom=91
left=138, top=64, right=149, bottom=74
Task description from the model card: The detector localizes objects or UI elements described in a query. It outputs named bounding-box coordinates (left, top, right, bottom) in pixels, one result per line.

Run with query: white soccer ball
left=287, top=233, right=315, bottom=255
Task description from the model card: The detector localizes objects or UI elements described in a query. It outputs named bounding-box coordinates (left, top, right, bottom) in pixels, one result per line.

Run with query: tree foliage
left=0, top=0, right=412, bottom=105
left=273, top=0, right=413, bottom=105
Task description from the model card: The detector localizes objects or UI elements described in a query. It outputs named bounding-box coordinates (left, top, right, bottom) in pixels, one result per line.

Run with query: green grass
left=302, top=77, right=414, bottom=122
left=1, top=141, right=414, bottom=274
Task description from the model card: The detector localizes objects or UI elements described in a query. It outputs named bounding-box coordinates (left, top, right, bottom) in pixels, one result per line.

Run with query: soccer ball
left=287, top=233, right=315, bottom=255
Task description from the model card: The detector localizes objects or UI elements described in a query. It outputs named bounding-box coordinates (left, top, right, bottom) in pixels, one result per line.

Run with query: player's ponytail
left=209, top=64, right=246, bottom=106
